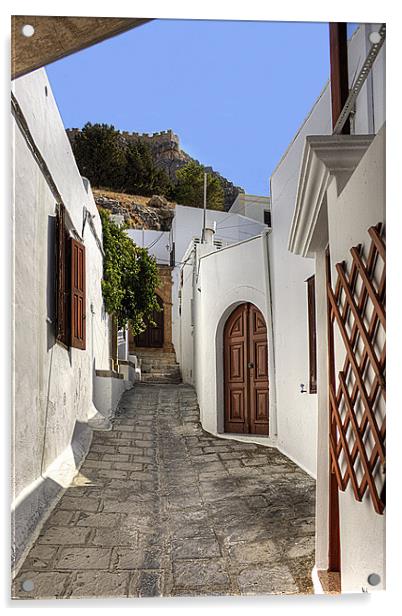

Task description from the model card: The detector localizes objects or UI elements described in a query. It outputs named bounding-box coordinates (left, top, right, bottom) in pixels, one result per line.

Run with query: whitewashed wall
left=279, top=24, right=385, bottom=591
left=178, top=246, right=196, bottom=384
left=269, top=84, right=331, bottom=477
left=172, top=205, right=267, bottom=362
left=349, top=24, right=385, bottom=135
left=183, top=234, right=276, bottom=442
left=12, top=68, right=112, bottom=572
left=325, top=126, right=385, bottom=592
left=269, top=24, right=385, bottom=479
left=126, top=229, right=171, bottom=265
left=229, top=194, right=271, bottom=224
left=127, top=206, right=267, bottom=365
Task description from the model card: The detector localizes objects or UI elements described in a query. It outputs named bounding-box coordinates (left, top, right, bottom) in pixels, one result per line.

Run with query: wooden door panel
left=229, top=313, right=245, bottom=337
left=224, top=305, right=248, bottom=433
left=254, top=341, right=268, bottom=380
left=249, top=305, right=269, bottom=435
left=135, top=296, right=164, bottom=348
left=224, top=303, right=269, bottom=435
left=229, top=344, right=245, bottom=381
left=229, top=390, right=246, bottom=419
left=252, top=310, right=266, bottom=335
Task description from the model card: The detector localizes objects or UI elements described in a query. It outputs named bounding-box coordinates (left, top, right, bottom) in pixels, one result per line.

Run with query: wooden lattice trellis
left=327, top=223, right=386, bottom=515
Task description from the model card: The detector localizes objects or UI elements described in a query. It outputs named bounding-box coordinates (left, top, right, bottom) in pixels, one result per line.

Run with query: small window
left=55, top=203, right=86, bottom=349
left=264, top=210, right=272, bottom=227
left=306, top=275, right=317, bottom=393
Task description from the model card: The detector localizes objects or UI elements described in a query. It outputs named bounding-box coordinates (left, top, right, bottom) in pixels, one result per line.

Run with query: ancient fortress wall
left=66, top=128, right=244, bottom=210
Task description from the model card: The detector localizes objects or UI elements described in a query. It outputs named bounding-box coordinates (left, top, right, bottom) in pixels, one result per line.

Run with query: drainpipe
left=261, top=228, right=278, bottom=437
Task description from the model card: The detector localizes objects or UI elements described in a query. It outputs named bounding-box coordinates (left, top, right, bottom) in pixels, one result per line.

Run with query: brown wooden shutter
left=70, top=238, right=86, bottom=350
left=307, top=275, right=317, bottom=394
left=55, top=203, right=67, bottom=343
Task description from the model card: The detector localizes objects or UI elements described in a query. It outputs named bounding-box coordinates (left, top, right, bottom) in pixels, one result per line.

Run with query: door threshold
left=217, top=432, right=278, bottom=448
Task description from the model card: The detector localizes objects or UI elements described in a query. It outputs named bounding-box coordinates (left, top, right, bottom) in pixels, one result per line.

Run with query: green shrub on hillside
left=172, top=161, right=224, bottom=211
left=100, top=209, right=160, bottom=333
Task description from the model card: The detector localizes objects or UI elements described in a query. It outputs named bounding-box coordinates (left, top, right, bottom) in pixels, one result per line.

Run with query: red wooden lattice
left=327, top=223, right=386, bottom=515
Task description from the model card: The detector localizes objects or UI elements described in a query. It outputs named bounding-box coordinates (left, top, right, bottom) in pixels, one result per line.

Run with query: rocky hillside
left=68, top=128, right=244, bottom=211
left=93, top=188, right=175, bottom=231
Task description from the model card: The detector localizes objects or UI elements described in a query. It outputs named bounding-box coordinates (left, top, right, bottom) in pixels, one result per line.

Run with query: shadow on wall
left=11, top=419, right=92, bottom=575
left=11, top=476, right=61, bottom=573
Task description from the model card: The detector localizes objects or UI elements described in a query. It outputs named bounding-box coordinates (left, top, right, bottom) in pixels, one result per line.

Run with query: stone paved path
left=13, top=384, right=316, bottom=599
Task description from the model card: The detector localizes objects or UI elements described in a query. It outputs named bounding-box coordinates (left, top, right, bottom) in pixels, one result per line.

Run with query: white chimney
left=203, top=221, right=216, bottom=245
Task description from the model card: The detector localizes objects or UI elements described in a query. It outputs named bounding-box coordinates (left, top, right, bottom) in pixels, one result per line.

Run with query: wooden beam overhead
left=12, top=16, right=152, bottom=80
left=329, top=22, right=350, bottom=134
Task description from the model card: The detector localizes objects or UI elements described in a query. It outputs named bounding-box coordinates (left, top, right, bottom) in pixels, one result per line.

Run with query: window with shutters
left=55, top=203, right=86, bottom=350
left=306, top=275, right=317, bottom=394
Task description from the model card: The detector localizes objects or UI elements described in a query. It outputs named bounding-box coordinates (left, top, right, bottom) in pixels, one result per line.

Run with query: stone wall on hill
left=67, top=128, right=244, bottom=211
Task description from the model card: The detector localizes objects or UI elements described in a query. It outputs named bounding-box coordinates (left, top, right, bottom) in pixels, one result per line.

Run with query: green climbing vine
left=99, top=209, right=160, bottom=334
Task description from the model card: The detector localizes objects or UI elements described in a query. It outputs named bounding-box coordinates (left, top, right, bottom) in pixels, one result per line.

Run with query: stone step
left=141, top=360, right=179, bottom=366
left=141, top=370, right=180, bottom=377
left=140, top=361, right=180, bottom=368
left=141, top=373, right=182, bottom=384
left=140, top=359, right=179, bottom=366
left=134, top=348, right=181, bottom=382
left=135, top=351, right=177, bottom=360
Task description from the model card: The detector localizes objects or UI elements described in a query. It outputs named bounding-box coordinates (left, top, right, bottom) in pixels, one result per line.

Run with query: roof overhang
left=288, top=134, right=374, bottom=258
left=12, top=16, right=152, bottom=80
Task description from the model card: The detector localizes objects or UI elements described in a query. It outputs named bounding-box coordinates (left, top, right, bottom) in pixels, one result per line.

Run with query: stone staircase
left=135, top=349, right=182, bottom=384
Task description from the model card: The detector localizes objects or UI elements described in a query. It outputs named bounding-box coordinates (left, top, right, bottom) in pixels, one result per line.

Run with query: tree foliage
left=71, top=123, right=227, bottom=211
left=124, top=140, right=173, bottom=197
left=172, top=161, right=224, bottom=211
left=72, top=123, right=126, bottom=189
left=71, top=123, right=172, bottom=197
left=100, top=209, right=160, bottom=333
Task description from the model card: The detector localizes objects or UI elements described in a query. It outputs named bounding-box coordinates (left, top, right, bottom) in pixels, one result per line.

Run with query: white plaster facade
left=11, top=68, right=128, bottom=573
left=124, top=23, right=385, bottom=595
left=127, top=205, right=268, bottom=366
left=229, top=193, right=271, bottom=225
left=177, top=231, right=277, bottom=445
left=290, top=128, right=386, bottom=592
left=285, top=27, right=386, bottom=593
left=269, top=23, right=385, bottom=479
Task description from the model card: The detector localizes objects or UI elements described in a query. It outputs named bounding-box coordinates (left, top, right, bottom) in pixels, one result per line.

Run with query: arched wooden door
left=224, top=303, right=269, bottom=435
left=135, top=295, right=164, bottom=348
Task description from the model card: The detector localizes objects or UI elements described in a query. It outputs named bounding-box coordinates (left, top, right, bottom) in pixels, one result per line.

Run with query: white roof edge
left=199, top=231, right=269, bottom=261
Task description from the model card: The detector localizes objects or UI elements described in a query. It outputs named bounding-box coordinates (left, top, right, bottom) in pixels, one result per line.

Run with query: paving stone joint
left=13, top=383, right=315, bottom=599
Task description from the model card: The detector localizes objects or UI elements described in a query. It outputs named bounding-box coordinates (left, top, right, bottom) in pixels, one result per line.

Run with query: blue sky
left=46, top=19, right=346, bottom=195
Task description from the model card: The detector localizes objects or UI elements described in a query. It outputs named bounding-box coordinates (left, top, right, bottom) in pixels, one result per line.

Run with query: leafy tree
left=124, top=141, right=173, bottom=197
left=172, top=161, right=224, bottom=211
left=71, top=123, right=126, bottom=189
left=100, top=209, right=160, bottom=333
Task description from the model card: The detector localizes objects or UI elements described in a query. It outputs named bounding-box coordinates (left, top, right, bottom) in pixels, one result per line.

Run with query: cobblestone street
left=13, top=384, right=316, bottom=599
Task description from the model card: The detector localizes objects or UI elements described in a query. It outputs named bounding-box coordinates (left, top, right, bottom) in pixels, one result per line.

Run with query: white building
left=272, top=23, right=385, bottom=592
left=11, top=68, right=130, bottom=574
left=178, top=228, right=276, bottom=442
left=229, top=193, right=271, bottom=226
left=127, top=203, right=268, bottom=364
left=173, top=23, right=386, bottom=594
left=11, top=21, right=383, bottom=596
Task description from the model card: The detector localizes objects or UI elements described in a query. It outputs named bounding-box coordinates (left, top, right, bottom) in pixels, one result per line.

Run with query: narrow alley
left=13, top=384, right=315, bottom=599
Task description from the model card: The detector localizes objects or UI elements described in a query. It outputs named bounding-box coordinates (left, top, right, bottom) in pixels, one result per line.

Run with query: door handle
left=247, top=362, right=254, bottom=369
